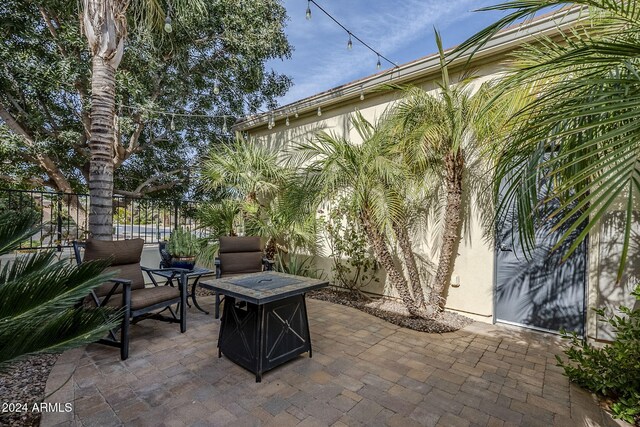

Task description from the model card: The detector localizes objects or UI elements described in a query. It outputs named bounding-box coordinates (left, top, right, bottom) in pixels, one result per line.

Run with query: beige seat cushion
left=104, top=286, right=181, bottom=311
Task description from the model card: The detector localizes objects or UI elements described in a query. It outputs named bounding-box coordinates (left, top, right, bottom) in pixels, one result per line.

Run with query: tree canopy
left=0, top=0, right=292, bottom=198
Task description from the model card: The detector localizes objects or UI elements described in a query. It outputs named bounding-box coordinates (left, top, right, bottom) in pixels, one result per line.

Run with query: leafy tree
left=0, top=210, right=118, bottom=368
left=0, top=0, right=292, bottom=236
left=455, top=1, right=640, bottom=280
left=388, top=33, right=510, bottom=310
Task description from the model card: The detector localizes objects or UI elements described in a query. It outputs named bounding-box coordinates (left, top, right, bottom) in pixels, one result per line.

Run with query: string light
left=317, top=106, right=322, bottom=116
left=213, top=80, right=220, bottom=95
left=359, top=85, right=364, bottom=101
left=170, top=114, right=176, bottom=131
left=285, top=115, right=290, bottom=126
left=222, top=116, right=228, bottom=133
left=164, top=7, right=173, bottom=33
left=305, top=0, right=398, bottom=70
left=294, top=109, right=299, bottom=118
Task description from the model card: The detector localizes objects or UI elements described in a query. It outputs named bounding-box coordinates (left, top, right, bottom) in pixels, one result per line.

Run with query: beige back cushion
left=219, top=252, right=263, bottom=276
left=84, top=239, right=146, bottom=296
left=218, top=236, right=264, bottom=276
left=219, top=236, right=262, bottom=253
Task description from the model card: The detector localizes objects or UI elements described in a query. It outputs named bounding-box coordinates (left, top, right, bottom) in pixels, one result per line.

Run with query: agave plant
left=0, top=211, right=119, bottom=369
left=166, top=226, right=200, bottom=258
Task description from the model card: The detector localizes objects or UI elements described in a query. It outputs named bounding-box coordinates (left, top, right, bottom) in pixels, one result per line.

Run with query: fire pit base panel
left=217, top=294, right=312, bottom=382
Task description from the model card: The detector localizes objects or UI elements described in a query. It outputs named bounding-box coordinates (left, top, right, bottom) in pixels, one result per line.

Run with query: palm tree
left=0, top=210, right=119, bottom=368
left=200, top=136, right=318, bottom=260
left=82, top=0, right=203, bottom=239
left=455, top=1, right=640, bottom=280
left=388, top=32, right=507, bottom=309
left=294, top=113, right=434, bottom=318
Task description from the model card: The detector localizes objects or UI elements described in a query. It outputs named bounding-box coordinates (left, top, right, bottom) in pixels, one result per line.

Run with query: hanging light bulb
left=213, top=80, right=220, bottom=95
left=294, top=109, right=299, bottom=118
left=317, top=106, right=322, bottom=116
left=347, top=33, right=353, bottom=50
left=376, top=55, right=381, bottom=70
left=222, top=116, right=228, bottom=133
left=285, top=115, right=290, bottom=126
left=359, top=85, right=365, bottom=101
left=164, top=8, right=173, bottom=33
left=306, top=1, right=312, bottom=20
left=170, top=114, right=175, bottom=131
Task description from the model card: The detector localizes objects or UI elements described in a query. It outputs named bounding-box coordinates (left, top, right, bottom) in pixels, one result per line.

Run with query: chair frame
left=72, top=241, right=189, bottom=360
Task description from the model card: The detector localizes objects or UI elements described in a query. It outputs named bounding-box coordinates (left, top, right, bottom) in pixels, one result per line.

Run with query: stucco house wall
left=235, top=7, right=633, bottom=339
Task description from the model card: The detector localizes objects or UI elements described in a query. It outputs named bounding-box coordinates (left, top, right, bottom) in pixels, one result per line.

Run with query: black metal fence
left=0, top=188, right=210, bottom=250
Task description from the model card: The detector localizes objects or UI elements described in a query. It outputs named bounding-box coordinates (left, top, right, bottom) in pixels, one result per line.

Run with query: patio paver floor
left=42, top=296, right=622, bottom=426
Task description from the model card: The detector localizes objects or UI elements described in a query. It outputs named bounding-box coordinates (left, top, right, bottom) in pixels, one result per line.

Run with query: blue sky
left=268, top=0, right=506, bottom=105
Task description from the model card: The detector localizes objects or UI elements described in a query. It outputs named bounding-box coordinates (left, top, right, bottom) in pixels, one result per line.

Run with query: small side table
left=200, top=271, right=328, bottom=382
left=147, top=267, right=215, bottom=314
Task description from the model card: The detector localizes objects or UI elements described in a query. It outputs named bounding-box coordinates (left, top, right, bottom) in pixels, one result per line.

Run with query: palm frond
left=0, top=211, right=120, bottom=368
left=0, top=210, right=40, bottom=255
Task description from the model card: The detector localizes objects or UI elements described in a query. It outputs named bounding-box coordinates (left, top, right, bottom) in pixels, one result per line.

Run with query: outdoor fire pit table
left=200, top=271, right=328, bottom=382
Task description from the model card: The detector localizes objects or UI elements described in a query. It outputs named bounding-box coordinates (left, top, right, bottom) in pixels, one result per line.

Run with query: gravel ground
left=0, top=353, right=59, bottom=427
left=308, top=287, right=473, bottom=333
left=200, top=285, right=472, bottom=333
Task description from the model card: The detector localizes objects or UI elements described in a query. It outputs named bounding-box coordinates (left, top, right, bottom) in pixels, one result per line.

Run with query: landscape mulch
left=0, top=353, right=58, bottom=427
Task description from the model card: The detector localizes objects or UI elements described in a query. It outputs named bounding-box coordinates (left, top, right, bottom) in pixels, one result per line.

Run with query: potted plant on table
left=166, top=227, right=199, bottom=270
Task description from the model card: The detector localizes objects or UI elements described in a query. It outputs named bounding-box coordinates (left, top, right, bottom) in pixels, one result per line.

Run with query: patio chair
left=72, top=239, right=187, bottom=360
left=210, top=236, right=274, bottom=318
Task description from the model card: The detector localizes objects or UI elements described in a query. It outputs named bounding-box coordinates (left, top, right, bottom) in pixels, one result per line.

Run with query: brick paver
left=42, top=297, right=624, bottom=426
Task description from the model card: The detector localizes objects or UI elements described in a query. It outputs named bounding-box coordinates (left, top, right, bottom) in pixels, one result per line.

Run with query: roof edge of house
left=234, top=6, right=586, bottom=132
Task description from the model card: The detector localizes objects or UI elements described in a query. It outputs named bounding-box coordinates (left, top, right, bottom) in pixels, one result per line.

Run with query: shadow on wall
left=495, top=194, right=587, bottom=335
left=596, top=210, right=640, bottom=340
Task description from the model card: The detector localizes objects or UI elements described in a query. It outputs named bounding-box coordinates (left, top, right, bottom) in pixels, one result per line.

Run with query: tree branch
left=113, top=169, right=184, bottom=198
left=39, top=6, right=68, bottom=57
left=0, top=102, right=75, bottom=194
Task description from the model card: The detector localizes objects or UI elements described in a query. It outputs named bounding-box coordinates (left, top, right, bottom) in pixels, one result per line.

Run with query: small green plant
left=275, top=251, right=324, bottom=279
left=166, top=227, right=199, bottom=258
left=323, top=200, right=378, bottom=294
left=556, top=286, right=640, bottom=425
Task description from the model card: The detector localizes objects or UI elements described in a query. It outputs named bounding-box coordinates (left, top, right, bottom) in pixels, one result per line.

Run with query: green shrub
left=556, top=286, right=640, bottom=425
left=323, top=200, right=378, bottom=293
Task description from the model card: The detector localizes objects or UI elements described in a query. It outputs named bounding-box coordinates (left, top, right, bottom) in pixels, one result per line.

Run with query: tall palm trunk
left=361, top=211, right=434, bottom=319
left=88, top=56, right=117, bottom=240
left=392, top=221, right=429, bottom=309
left=83, top=0, right=125, bottom=240
left=431, top=150, right=464, bottom=309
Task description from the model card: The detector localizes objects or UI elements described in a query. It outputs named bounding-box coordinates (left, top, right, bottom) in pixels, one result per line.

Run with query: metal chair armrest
left=142, top=266, right=191, bottom=274
left=108, top=278, right=133, bottom=285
